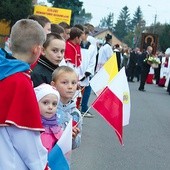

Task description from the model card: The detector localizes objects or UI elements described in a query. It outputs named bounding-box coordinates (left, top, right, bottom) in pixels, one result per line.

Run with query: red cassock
left=0, top=72, right=44, bottom=131
left=64, top=40, right=82, bottom=67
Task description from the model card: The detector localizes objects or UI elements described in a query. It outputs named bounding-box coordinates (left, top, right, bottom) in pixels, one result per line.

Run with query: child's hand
left=72, top=126, right=80, bottom=139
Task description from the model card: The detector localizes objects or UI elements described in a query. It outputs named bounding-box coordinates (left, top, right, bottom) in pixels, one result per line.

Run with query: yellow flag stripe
left=103, top=53, right=118, bottom=82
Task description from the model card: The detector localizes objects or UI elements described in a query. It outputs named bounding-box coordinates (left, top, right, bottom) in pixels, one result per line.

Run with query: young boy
left=79, top=26, right=97, bottom=118
left=28, top=14, right=51, bottom=34
left=51, top=66, right=82, bottom=149
left=31, top=33, right=66, bottom=87
left=34, top=83, right=63, bottom=152
left=0, top=19, right=48, bottom=170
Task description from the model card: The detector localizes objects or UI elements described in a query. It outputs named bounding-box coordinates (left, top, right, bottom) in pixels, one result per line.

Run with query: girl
left=34, top=83, right=63, bottom=152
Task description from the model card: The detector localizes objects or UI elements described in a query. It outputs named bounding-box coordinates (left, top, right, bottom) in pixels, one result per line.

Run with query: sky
left=38, top=0, right=170, bottom=26
left=81, top=0, right=170, bottom=26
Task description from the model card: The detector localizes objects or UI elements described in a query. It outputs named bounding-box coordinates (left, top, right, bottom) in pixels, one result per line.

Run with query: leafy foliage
left=114, top=6, right=131, bottom=40
left=78, top=8, right=92, bottom=24
left=99, top=12, right=114, bottom=30
left=158, top=24, right=170, bottom=52
left=0, top=0, right=33, bottom=28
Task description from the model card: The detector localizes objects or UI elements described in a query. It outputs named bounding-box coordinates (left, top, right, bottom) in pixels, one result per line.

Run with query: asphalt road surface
left=71, top=81, right=170, bottom=170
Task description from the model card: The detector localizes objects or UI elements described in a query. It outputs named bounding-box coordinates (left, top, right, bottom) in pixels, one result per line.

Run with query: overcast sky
left=82, top=0, right=170, bottom=26
left=38, top=0, right=170, bottom=26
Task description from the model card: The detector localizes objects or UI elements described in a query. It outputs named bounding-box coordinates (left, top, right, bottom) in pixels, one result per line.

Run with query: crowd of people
left=0, top=13, right=170, bottom=170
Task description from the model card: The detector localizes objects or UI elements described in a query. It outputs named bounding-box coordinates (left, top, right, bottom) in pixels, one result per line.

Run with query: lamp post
left=148, top=4, right=157, bottom=33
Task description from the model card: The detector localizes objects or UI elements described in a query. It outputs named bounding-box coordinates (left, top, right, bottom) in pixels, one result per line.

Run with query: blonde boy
left=51, top=66, right=82, bottom=149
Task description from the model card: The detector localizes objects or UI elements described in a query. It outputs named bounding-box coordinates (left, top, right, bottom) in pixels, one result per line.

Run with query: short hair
left=10, top=19, right=46, bottom=54
left=84, top=23, right=94, bottom=32
left=43, top=32, right=65, bottom=49
left=74, top=24, right=84, bottom=32
left=69, top=27, right=83, bottom=40
left=58, top=22, right=70, bottom=29
left=105, top=34, right=112, bottom=41
left=51, top=24, right=65, bottom=34
left=28, top=15, right=50, bottom=28
left=83, top=26, right=89, bottom=35
left=52, top=66, right=76, bottom=82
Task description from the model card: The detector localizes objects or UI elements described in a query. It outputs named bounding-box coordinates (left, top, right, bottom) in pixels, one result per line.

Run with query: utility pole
left=148, top=4, right=157, bottom=34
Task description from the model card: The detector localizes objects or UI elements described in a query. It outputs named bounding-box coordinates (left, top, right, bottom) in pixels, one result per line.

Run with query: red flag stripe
left=92, top=87, right=123, bottom=145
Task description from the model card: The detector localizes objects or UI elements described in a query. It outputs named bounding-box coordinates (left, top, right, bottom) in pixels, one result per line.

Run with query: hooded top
left=0, top=50, right=30, bottom=80
left=57, top=100, right=82, bottom=149
left=0, top=53, right=44, bottom=131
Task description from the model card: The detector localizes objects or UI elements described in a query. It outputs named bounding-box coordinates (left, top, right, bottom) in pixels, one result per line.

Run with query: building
left=93, top=27, right=123, bottom=47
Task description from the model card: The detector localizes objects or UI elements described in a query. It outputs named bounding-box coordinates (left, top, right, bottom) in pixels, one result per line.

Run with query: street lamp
left=148, top=4, right=157, bottom=33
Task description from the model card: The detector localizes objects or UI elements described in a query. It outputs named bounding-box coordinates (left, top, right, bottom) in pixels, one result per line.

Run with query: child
left=51, top=23, right=65, bottom=37
left=58, top=21, right=71, bottom=40
left=31, top=32, right=66, bottom=87
left=79, top=26, right=97, bottom=118
left=34, top=83, right=63, bottom=152
left=51, top=66, right=82, bottom=149
left=0, top=19, right=48, bottom=169
left=64, top=26, right=84, bottom=73
left=3, top=15, right=51, bottom=56
left=28, top=14, right=51, bottom=34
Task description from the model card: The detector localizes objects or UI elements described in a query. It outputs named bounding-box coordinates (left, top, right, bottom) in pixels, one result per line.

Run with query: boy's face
left=52, top=72, right=78, bottom=104
left=43, top=22, right=51, bottom=34
left=64, top=28, right=70, bottom=40
left=39, top=94, right=58, bottom=119
left=43, top=39, right=65, bottom=65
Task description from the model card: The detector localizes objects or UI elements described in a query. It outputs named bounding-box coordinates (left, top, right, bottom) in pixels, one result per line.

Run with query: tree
left=76, top=8, right=92, bottom=25
left=0, top=0, right=33, bottom=28
left=157, top=24, right=170, bottom=52
left=48, top=0, right=83, bottom=26
left=131, top=6, right=143, bottom=30
left=99, top=12, right=114, bottom=30
left=114, top=6, right=131, bottom=40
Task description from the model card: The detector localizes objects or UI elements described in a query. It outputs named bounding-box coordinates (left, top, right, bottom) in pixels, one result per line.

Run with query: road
left=70, top=81, right=170, bottom=170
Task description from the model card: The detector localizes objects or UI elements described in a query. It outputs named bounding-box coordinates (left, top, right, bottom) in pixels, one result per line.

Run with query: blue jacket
left=57, top=100, right=82, bottom=150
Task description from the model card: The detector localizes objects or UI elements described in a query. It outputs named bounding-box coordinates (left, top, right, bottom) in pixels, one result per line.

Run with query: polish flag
left=92, top=67, right=130, bottom=145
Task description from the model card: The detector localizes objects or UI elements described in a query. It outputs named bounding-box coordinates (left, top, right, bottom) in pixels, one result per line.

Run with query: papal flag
left=48, top=119, right=72, bottom=170
left=90, top=53, right=118, bottom=96
left=91, top=67, right=130, bottom=145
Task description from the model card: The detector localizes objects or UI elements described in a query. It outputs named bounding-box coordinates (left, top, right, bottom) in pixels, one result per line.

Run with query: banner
left=34, top=5, right=72, bottom=25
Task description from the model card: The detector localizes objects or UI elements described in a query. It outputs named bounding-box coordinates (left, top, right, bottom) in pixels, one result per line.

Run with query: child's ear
left=41, top=47, right=46, bottom=56
left=32, top=45, right=41, bottom=58
left=51, top=81, right=55, bottom=86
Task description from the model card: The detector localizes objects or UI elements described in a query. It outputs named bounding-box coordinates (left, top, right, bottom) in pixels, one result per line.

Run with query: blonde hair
left=52, top=66, right=76, bottom=82
left=10, top=19, right=46, bottom=54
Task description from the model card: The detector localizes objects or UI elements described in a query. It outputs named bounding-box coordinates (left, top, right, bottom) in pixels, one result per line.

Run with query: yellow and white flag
left=90, top=53, right=118, bottom=96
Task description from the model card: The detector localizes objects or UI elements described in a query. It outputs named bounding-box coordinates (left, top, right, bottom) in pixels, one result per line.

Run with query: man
left=138, top=46, right=153, bottom=91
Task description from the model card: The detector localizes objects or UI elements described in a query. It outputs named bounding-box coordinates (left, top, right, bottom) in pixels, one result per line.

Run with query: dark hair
left=51, top=24, right=64, bottom=34
left=114, top=44, right=119, bottom=48
left=69, top=27, right=83, bottom=40
left=74, top=24, right=84, bottom=32
left=58, top=22, right=70, bottom=29
left=43, top=33, right=64, bottom=48
left=105, top=34, right=112, bottom=41
left=28, top=15, right=50, bottom=28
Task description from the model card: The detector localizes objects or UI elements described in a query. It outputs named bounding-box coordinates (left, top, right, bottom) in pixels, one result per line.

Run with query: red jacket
left=65, top=40, right=82, bottom=67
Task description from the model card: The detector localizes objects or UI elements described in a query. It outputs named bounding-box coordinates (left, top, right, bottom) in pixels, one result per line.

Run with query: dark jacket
left=31, top=55, right=59, bottom=87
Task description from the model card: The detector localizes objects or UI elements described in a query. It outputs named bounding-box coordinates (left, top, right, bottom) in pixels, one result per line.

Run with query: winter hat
left=34, top=83, right=60, bottom=102
left=165, top=48, right=170, bottom=55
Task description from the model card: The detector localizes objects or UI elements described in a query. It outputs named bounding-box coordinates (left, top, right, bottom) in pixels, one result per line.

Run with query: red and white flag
left=91, top=67, right=130, bottom=145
